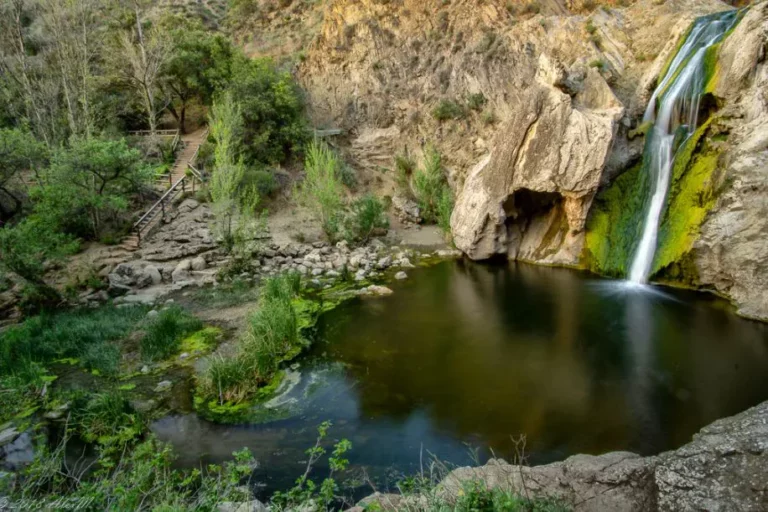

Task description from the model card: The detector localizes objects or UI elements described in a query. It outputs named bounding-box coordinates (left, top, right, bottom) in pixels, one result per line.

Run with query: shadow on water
left=152, top=260, right=768, bottom=499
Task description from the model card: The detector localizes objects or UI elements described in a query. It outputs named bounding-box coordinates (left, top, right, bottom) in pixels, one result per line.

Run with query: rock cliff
left=297, top=0, right=767, bottom=319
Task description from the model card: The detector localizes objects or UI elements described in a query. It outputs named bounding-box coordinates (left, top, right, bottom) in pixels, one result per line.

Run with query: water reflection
left=153, top=260, right=768, bottom=497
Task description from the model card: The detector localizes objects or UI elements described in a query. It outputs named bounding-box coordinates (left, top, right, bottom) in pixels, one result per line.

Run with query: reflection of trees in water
left=332, top=261, right=630, bottom=459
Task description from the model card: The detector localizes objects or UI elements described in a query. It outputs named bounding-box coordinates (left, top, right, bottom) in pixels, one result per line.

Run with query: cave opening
left=503, top=189, right=562, bottom=228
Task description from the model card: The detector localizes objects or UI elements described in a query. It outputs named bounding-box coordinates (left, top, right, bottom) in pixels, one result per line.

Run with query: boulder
left=190, top=256, right=207, bottom=271
left=392, top=195, right=421, bottom=223
left=395, top=271, right=408, bottom=280
left=172, top=260, right=192, bottom=283
left=143, top=265, right=163, bottom=285
left=153, top=380, right=173, bottom=393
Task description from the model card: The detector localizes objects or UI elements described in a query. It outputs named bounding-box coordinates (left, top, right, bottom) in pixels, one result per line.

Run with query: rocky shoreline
left=352, top=401, right=768, bottom=511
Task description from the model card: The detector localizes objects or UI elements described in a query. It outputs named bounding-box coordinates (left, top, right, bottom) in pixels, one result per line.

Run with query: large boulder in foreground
left=354, top=401, right=768, bottom=511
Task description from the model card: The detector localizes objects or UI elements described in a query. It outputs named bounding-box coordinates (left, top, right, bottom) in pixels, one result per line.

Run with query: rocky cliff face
left=693, top=2, right=768, bottom=320
left=297, top=0, right=767, bottom=318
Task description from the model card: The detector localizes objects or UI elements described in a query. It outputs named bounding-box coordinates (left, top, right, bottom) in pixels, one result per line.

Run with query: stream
left=151, top=260, right=768, bottom=499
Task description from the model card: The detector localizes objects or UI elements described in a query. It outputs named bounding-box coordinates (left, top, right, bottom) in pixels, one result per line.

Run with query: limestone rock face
left=693, top=2, right=768, bottom=320
left=451, top=72, right=622, bottom=262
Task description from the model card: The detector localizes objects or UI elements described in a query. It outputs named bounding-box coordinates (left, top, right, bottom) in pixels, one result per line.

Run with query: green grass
left=197, top=274, right=304, bottom=413
left=0, top=305, right=149, bottom=378
left=445, top=480, right=570, bottom=511
left=141, top=307, right=203, bottom=361
left=413, top=146, right=454, bottom=236
left=71, top=390, right=144, bottom=446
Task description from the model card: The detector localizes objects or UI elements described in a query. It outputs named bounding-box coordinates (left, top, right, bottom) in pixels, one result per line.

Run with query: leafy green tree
left=161, top=16, right=235, bottom=133
left=0, top=216, right=76, bottom=302
left=0, top=129, right=49, bottom=223
left=226, top=56, right=308, bottom=166
left=35, top=137, right=151, bottom=239
left=208, top=92, right=262, bottom=254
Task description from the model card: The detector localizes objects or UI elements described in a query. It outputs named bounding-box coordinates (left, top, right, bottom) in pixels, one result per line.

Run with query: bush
left=72, top=390, right=144, bottom=447
left=294, top=140, right=345, bottom=242
left=243, top=168, right=279, bottom=198
left=226, top=56, right=309, bottom=166
left=413, top=146, right=454, bottom=234
left=467, top=92, right=487, bottom=111
left=343, top=194, right=389, bottom=243
left=141, top=307, right=203, bottom=361
left=9, top=435, right=256, bottom=510
left=394, top=152, right=416, bottom=194
left=432, top=99, right=466, bottom=121
left=481, top=110, right=498, bottom=125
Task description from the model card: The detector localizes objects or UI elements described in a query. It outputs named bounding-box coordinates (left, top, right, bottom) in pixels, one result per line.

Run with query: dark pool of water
left=152, top=260, right=768, bottom=499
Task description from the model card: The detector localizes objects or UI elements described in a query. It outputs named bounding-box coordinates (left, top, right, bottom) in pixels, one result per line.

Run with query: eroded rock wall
left=693, top=2, right=768, bottom=320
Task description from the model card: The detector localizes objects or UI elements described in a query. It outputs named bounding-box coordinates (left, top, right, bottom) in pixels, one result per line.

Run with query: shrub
left=467, top=92, right=487, bottom=111
left=394, top=151, right=416, bottom=194
left=72, top=390, right=144, bottom=447
left=589, top=59, right=606, bottom=71
left=481, top=110, right=498, bottom=125
left=141, top=307, right=203, bottom=361
left=343, top=194, right=389, bottom=243
left=432, top=99, right=466, bottom=121
left=413, top=146, right=452, bottom=225
left=294, top=140, right=345, bottom=242
left=243, top=168, right=279, bottom=198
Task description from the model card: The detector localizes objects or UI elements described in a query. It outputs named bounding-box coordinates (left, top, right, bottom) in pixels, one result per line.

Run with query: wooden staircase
left=121, top=128, right=207, bottom=251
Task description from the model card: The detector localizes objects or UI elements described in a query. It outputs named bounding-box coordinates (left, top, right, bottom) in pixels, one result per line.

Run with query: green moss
left=584, top=160, right=649, bottom=276
left=651, top=120, right=722, bottom=281
left=628, top=120, right=652, bottom=140
left=179, top=327, right=222, bottom=354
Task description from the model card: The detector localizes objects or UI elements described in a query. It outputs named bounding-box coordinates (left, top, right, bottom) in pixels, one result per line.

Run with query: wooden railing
left=131, top=128, right=207, bottom=243
left=128, top=129, right=179, bottom=137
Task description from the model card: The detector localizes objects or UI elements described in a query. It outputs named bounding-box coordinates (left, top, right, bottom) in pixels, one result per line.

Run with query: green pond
left=152, top=260, right=768, bottom=499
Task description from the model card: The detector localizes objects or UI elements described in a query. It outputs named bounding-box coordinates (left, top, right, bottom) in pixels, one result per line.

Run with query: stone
left=143, top=265, right=163, bottom=286
left=349, top=255, right=363, bottom=269
left=354, top=269, right=368, bottom=282
left=130, top=399, right=158, bottom=415
left=140, top=365, right=150, bottom=374
left=154, top=380, right=173, bottom=393
left=395, top=271, right=408, bottom=280
left=1, top=431, right=34, bottom=470
left=146, top=310, right=159, bottom=319
left=377, top=256, right=392, bottom=269
left=172, top=259, right=193, bottom=283
left=217, top=500, right=268, bottom=512
left=191, top=256, right=207, bottom=271
left=311, top=268, right=324, bottom=277
left=366, top=285, right=394, bottom=297
left=0, top=428, right=19, bottom=447
left=392, top=195, right=421, bottom=223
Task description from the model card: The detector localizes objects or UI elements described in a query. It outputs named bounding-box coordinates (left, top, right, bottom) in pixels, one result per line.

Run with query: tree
left=38, top=0, right=103, bottom=138
left=35, top=137, right=150, bottom=239
left=226, top=56, right=308, bottom=166
left=160, top=16, right=235, bottom=133
left=110, top=1, right=172, bottom=135
left=0, top=216, right=76, bottom=302
left=294, top=140, right=345, bottom=242
left=208, top=92, right=262, bottom=254
left=0, top=0, right=65, bottom=144
left=0, top=129, right=49, bottom=224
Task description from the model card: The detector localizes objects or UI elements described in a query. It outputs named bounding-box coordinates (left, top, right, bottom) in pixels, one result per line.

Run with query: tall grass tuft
left=141, top=307, right=203, bottom=361
left=413, top=145, right=454, bottom=235
left=199, top=274, right=302, bottom=406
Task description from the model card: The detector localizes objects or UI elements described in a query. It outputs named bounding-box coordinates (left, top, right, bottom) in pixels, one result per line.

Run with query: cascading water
left=628, top=10, right=738, bottom=284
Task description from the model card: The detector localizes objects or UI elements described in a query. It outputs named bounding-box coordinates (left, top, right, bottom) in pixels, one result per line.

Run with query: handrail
left=188, top=128, right=209, bottom=167
left=133, top=175, right=187, bottom=234
left=128, top=129, right=179, bottom=136
left=187, top=163, right=204, bottom=182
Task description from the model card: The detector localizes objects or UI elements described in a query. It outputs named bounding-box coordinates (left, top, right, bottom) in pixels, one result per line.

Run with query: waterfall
left=628, top=11, right=738, bottom=284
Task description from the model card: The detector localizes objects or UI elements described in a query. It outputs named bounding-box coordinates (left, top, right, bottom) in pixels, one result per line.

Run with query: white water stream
left=629, top=11, right=738, bottom=283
